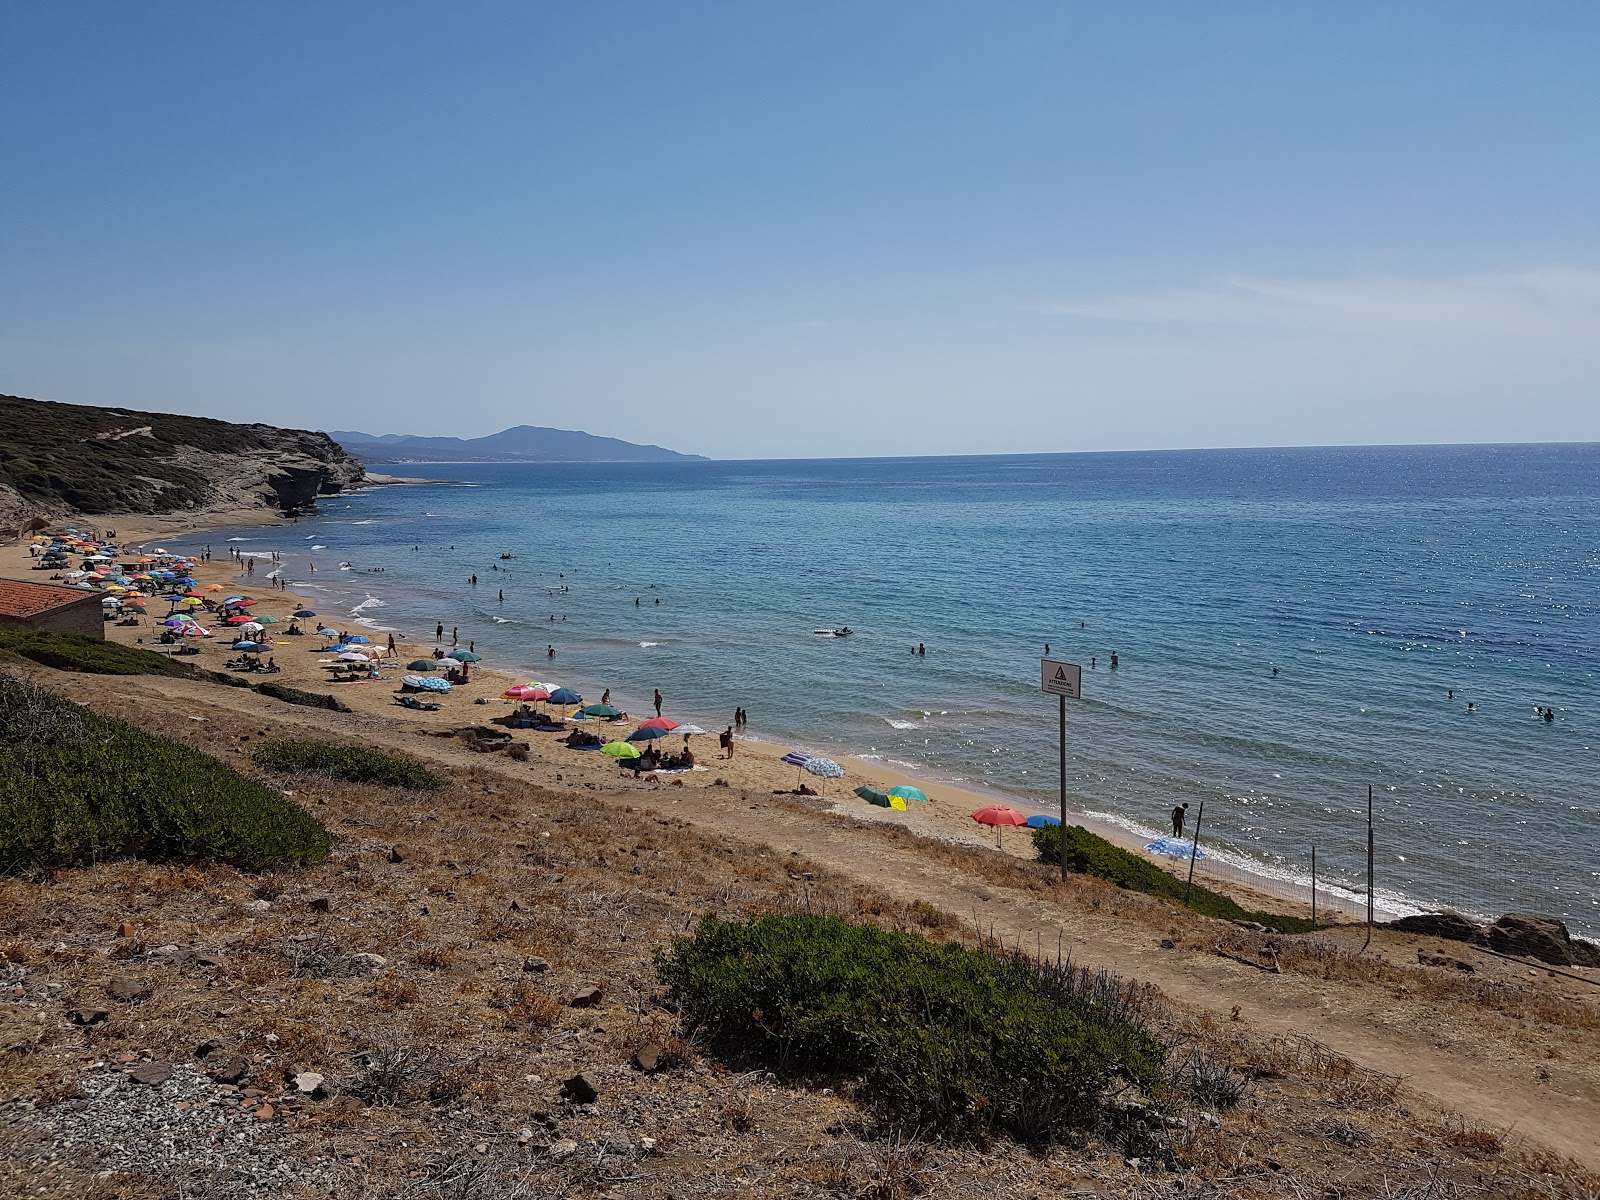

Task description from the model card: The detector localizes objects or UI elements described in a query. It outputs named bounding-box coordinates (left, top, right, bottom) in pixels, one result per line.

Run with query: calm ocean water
left=180, top=446, right=1600, bottom=934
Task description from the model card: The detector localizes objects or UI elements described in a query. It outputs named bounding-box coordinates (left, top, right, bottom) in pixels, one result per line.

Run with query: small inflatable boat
left=812, top=627, right=854, bottom=637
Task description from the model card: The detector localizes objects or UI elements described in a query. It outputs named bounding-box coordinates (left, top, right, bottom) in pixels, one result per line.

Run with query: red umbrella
left=972, top=804, right=1029, bottom=849
left=224, top=615, right=253, bottom=625
left=233, top=598, right=259, bottom=606
left=639, top=717, right=677, bottom=730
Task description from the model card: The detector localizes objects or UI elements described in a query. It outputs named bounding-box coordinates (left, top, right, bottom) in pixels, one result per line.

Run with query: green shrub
left=0, top=673, right=333, bottom=870
left=656, top=912, right=1163, bottom=1144
left=1033, top=824, right=1314, bottom=933
left=0, top=626, right=196, bottom=677
left=253, top=740, right=443, bottom=790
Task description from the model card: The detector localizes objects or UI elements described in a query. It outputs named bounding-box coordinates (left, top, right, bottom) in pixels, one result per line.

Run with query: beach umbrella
left=804, top=757, right=845, bottom=779
left=255, top=615, right=279, bottom=624
left=206, top=584, right=225, bottom=592
left=580, top=703, right=620, bottom=718
left=523, top=686, right=552, bottom=701
left=101, top=596, right=121, bottom=607
left=626, top=725, right=670, bottom=741
left=161, top=618, right=187, bottom=628
left=180, top=597, right=203, bottom=606
left=639, top=717, right=678, bottom=731
left=406, top=659, right=438, bottom=671
left=503, top=685, right=540, bottom=700
left=337, top=652, right=369, bottom=662
left=237, top=621, right=264, bottom=634
left=672, top=724, right=707, bottom=736
left=854, top=786, right=907, bottom=810
left=601, top=741, right=641, bottom=759
left=887, top=785, right=929, bottom=803
left=232, top=641, right=264, bottom=651
left=548, top=688, right=582, bottom=705
left=125, top=598, right=146, bottom=608
left=447, top=650, right=481, bottom=662
left=293, top=609, right=317, bottom=617
left=343, top=634, right=369, bottom=644
left=1024, top=814, right=1062, bottom=829
left=233, top=599, right=258, bottom=607
left=972, top=804, right=1028, bottom=848
left=779, top=750, right=813, bottom=766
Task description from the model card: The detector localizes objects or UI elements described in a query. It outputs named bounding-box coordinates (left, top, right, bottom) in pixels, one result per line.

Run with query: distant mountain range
left=329, top=426, right=706, bottom=463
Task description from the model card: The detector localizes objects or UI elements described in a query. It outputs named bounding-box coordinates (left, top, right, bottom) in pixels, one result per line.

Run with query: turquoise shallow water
left=177, top=445, right=1600, bottom=934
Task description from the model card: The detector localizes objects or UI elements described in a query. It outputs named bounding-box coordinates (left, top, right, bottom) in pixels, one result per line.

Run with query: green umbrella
left=580, top=703, right=621, bottom=718
left=447, top=650, right=482, bottom=662
left=255, top=615, right=280, bottom=624
left=887, top=785, right=928, bottom=803
left=601, top=741, right=640, bottom=759
left=854, top=786, right=906, bottom=810
left=406, top=659, right=438, bottom=671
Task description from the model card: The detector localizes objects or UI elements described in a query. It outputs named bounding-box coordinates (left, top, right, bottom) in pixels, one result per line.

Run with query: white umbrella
left=672, top=724, right=708, bottom=735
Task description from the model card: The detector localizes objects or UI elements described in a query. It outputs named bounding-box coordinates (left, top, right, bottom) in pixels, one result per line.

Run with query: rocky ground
left=2, top=660, right=1600, bottom=1199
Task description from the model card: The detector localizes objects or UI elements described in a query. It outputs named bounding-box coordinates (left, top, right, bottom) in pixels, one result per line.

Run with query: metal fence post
left=1361, top=783, right=1374, bottom=952
left=1184, top=800, right=1205, bottom=906
left=1311, top=845, right=1317, bottom=932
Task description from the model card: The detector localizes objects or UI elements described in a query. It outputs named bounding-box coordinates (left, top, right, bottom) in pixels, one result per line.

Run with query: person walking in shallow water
left=1171, top=803, right=1189, bottom=839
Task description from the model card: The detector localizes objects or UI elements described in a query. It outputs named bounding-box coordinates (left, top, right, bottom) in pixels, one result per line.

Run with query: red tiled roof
left=0, top=579, right=101, bottom=619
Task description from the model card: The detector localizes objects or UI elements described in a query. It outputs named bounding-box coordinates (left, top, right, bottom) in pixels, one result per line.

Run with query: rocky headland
left=0, top=393, right=370, bottom=535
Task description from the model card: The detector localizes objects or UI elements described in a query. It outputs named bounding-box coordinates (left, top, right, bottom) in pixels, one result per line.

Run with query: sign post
left=1040, top=659, right=1083, bottom=880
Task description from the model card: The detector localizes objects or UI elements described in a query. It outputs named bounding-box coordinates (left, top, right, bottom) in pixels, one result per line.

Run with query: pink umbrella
left=503, top=685, right=540, bottom=700
left=639, top=717, right=677, bottom=730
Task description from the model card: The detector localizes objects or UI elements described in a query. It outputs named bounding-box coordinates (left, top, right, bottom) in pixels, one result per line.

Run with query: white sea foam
left=226, top=537, right=249, bottom=542
left=310, top=545, right=327, bottom=550
left=492, top=617, right=511, bottom=623
left=885, top=719, right=921, bottom=730
left=350, top=596, right=386, bottom=615
left=639, top=641, right=662, bottom=648
left=351, top=520, right=375, bottom=525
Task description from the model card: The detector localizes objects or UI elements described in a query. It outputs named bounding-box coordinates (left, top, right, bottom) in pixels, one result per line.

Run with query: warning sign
left=1040, top=658, right=1082, bottom=699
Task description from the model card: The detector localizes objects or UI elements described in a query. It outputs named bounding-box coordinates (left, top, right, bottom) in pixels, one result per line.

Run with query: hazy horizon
left=5, top=4, right=1598, bottom=458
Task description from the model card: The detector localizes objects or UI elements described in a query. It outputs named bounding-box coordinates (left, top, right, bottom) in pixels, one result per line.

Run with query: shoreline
left=2, top=511, right=1390, bottom=927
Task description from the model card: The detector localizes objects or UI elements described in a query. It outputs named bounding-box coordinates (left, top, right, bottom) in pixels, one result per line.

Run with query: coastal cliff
left=0, top=393, right=368, bottom=534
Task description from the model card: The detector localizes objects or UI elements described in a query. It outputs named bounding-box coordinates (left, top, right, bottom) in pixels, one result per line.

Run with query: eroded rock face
left=1482, top=913, right=1600, bottom=967
left=1388, top=913, right=1482, bottom=943
left=0, top=392, right=369, bottom=524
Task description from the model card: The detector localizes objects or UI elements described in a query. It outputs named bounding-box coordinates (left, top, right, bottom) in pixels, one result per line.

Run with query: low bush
left=253, top=740, right=444, bottom=790
left=656, top=911, right=1163, bottom=1145
left=0, top=626, right=196, bottom=677
left=1033, top=824, right=1314, bottom=933
left=0, top=673, right=334, bottom=870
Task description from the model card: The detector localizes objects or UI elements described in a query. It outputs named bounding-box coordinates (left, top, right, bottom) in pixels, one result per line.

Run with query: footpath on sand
left=11, top=657, right=1600, bottom=1174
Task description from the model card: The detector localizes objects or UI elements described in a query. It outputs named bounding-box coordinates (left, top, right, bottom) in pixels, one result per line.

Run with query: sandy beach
left=1, top=515, right=1362, bottom=924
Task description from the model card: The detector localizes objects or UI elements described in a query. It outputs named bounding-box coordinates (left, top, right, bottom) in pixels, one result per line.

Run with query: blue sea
left=181, top=445, right=1600, bottom=935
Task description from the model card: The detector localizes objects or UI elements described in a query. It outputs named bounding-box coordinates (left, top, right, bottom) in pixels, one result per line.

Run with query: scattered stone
left=254, top=1103, right=275, bottom=1120
left=559, top=1074, right=598, bottom=1104
left=195, top=1038, right=225, bottom=1059
left=639, top=1135, right=656, bottom=1152
left=309, top=897, right=331, bottom=914
left=632, top=1043, right=664, bottom=1073
left=1388, top=912, right=1482, bottom=942
left=116, top=921, right=133, bottom=938
left=388, top=847, right=405, bottom=863
left=128, top=1061, right=173, bottom=1086
left=522, top=956, right=550, bottom=973
left=548, top=1139, right=579, bottom=1160
left=1418, top=949, right=1475, bottom=973
left=107, top=977, right=144, bottom=1002
left=569, top=985, right=602, bottom=1008
left=1159, top=938, right=1176, bottom=950
left=146, top=944, right=192, bottom=966
left=68, top=1006, right=109, bottom=1027
left=350, top=953, right=388, bottom=972
left=475, top=1142, right=488, bottom=1154
left=509, top=898, right=529, bottom=912
left=206, top=1056, right=250, bottom=1084
left=293, top=1071, right=326, bottom=1097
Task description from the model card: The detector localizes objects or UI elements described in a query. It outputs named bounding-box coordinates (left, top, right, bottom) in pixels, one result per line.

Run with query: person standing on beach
left=386, top=633, right=396, bottom=657
left=653, top=688, right=663, bottom=717
left=1171, top=803, right=1188, bottom=838
left=435, top=622, right=444, bottom=643
left=720, top=726, right=734, bottom=759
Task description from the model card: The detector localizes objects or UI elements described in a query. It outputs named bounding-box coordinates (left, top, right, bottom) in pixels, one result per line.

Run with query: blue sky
left=3, top=3, right=1597, bottom=458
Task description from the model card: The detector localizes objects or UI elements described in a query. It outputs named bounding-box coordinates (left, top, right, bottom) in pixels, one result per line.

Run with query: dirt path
left=31, top=665, right=1600, bottom=1172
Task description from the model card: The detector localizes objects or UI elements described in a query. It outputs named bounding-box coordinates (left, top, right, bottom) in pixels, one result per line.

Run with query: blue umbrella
left=294, top=609, right=317, bottom=617
left=548, top=687, right=582, bottom=705
left=626, top=725, right=670, bottom=741
left=1024, top=814, right=1062, bottom=829
left=344, top=635, right=369, bottom=644
left=232, top=641, right=264, bottom=651
left=780, top=750, right=813, bottom=766
left=803, top=757, right=844, bottom=779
